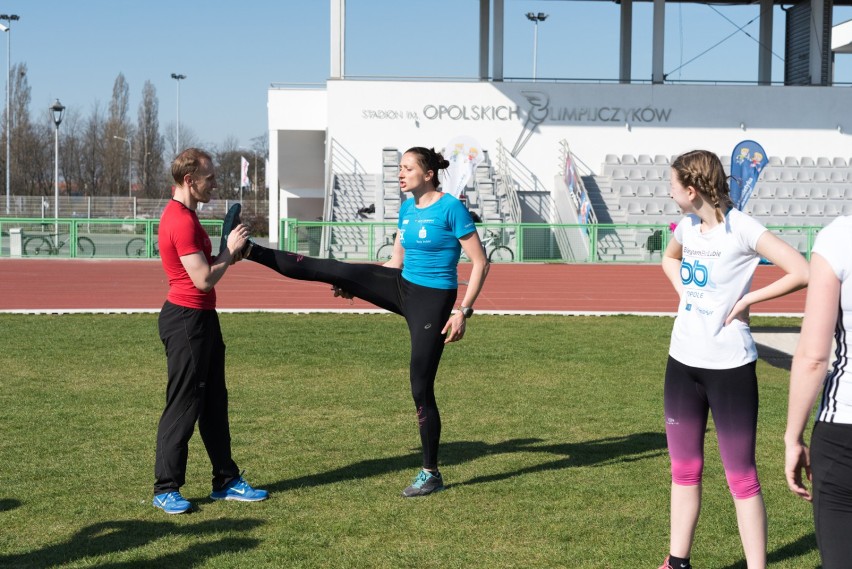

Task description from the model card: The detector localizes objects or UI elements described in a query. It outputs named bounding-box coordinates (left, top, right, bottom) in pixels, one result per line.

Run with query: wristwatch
left=459, top=306, right=474, bottom=318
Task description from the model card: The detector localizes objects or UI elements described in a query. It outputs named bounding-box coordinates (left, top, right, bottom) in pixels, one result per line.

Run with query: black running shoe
left=220, top=203, right=242, bottom=255
left=402, top=469, right=444, bottom=497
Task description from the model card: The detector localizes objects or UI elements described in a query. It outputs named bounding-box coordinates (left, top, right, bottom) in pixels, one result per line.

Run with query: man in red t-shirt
left=152, top=148, right=267, bottom=514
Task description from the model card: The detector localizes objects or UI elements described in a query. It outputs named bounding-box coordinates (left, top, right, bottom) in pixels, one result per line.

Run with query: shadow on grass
left=267, top=432, right=667, bottom=493
left=0, top=518, right=263, bottom=568
left=717, top=532, right=818, bottom=569
left=450, top=432, right=668, bottom=487
left=0, top=498, right=21, bottom=512
left=752, top=325, right=798, bottom=372
left=756, top=342, right=793, bottom=371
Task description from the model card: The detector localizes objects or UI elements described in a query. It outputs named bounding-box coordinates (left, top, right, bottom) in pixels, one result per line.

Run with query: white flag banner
left=441, top=136, right=484, bottom=198
left=264, top=158, right=270, bottom=192
left=240, top=156, right=250, bottom=189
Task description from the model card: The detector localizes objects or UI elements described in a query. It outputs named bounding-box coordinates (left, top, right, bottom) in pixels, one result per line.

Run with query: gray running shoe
left=402, top=469, right=444, bottom=497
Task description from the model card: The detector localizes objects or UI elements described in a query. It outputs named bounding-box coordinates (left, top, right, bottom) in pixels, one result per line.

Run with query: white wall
left=322, top=81, right=852, bottom=176
left=268, top=80, right=852, bottom=241
left=267, top=88, right=328, bottom=241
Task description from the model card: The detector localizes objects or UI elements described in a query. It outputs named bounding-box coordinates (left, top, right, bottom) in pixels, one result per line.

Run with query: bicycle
left=479, top=228, right=514, bottom=262
left=375, top=232, right=397, bottom=261
left=24, top=232, right=96, bottom=257
left=126, top=237, right=159, bottom=258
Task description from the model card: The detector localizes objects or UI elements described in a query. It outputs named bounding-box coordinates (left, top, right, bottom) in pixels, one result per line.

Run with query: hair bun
left=439, top=159, right=450, bottom=169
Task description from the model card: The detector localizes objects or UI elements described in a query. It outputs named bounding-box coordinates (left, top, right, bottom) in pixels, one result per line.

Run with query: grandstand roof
left=566, top=0, right=852, bottom=5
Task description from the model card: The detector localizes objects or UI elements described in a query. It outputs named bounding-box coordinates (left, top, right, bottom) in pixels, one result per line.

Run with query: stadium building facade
left=266, top=0, right=852, bottom=254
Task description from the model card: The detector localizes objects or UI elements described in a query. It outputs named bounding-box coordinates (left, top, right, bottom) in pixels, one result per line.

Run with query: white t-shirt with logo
left=668, top=208, right=767, bottom=370
left=811, top=216, right=852, bottom=424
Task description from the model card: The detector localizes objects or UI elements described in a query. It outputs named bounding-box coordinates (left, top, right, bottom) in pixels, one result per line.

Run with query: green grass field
left=0, top=313, right=817, bottom=568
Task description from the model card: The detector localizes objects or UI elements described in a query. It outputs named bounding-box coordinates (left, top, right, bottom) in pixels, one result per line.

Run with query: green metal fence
left=278, top=219, right=824, bottom=263
left=0, top=217, right=823, bottom=262
left=0, top=218, right=223, bottom=259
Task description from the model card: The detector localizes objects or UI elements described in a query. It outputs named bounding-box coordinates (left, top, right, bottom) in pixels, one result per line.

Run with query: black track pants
left=249, top=246, right=457, bottom=469
left=811, top=421, right=852, bottom=568
left=154, top=302, right=239, bottom=494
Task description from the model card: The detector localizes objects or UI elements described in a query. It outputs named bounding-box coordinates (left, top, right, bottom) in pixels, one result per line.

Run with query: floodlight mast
left=525, top=12, right=548, bottom=81
left=0, top=13, right=19, bottom=214
left=170, top=73, right=186, bottom=152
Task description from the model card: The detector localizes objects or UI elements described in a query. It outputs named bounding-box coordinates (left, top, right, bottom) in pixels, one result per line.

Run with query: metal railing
left=0, top=218, right=223, bottom=259
left=0, top=217, right=823, bottom=263
left=0, top=196, right=267, bottom=223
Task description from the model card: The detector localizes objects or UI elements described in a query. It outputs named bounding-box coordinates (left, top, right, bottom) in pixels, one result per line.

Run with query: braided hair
left=671, top=150, right=732, bottom=223
left=405, top=147, right=450, bottom=190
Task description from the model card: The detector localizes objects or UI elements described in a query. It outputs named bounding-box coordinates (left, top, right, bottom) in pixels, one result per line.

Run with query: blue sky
left=9, top=0, right=852, bottom=150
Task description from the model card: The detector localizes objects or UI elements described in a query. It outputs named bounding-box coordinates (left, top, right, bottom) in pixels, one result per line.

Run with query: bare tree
left=214, top=136, right=243, bottom=200
left=103, top=73, right=132, bottom=196
left=10, top=63, right=51, bottom=197
left=80, top=102, right=105, bottom=196
left=135, top=81, right=167, bottom=198
left=58, top=109, right=85, bottom=196
left=163, top=120, right=200, bottom=158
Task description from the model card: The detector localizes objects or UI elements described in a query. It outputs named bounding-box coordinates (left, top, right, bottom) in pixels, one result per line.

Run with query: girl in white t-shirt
left=658, top=150, right=809, bottom=569
left=785, top=216, right=852, bottom=568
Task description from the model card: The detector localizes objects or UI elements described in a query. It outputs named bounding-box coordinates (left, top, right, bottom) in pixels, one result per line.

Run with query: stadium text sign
left=361, top=99, right=672, bottom=124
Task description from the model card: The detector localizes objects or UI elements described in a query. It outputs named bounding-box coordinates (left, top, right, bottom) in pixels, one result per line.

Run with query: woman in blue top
left=240, top=147, right=489, bottom=496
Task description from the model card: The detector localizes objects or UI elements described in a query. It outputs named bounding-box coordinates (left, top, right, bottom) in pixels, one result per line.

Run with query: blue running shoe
left=210, top=475, right=268, bottom=502
left=152, top=491, right=192, bottom=514
left=402, top=469, right=444, bottom=497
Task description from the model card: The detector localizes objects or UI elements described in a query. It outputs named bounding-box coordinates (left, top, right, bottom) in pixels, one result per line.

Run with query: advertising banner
left=729, top=140, right=768, bottom=210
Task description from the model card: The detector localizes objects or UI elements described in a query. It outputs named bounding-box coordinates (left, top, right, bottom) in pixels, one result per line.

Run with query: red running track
left=0, top=259, right=806, bottom=314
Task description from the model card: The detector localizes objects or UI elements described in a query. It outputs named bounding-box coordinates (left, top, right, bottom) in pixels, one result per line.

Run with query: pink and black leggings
left=663, top=356, right=761, bottom=499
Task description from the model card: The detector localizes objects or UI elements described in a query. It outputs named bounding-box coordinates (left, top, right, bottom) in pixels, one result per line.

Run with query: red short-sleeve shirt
left=158, top=200, right=216, bottom=309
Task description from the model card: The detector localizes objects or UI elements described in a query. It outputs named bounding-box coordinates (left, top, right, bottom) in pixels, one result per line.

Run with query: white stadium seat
left=762, top=169, right=781, bottom=182
left=663, top=201, right=681, bottom=215
left=627, top=201, right=645, bottom=215
left=825, top=203, right=842, bottom=217
left=791, top=187, right=809, bottom=199
left=827, top=187, right=846, bottom=200
left=811, top=186, right=828, bottom=199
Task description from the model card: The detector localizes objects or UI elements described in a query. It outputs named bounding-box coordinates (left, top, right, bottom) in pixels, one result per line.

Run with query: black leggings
left=248, top=246, right=457, bottom=470
left=811, top=421, right=852, bottom=568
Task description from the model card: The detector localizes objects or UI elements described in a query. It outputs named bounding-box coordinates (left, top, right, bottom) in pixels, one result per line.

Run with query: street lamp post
left=113, top=135, right=132, bottom=197
left=50, top=99, right=65, bottom=236
left=170, top=73, right=185, bottom=152
left=0, top=13, right=19, bottom=214
left=525, top=12, right=548, bottom=81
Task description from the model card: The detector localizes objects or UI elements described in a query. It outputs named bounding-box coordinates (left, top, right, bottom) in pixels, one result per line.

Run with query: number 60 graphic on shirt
left=681, top=259, right=709, bottom=287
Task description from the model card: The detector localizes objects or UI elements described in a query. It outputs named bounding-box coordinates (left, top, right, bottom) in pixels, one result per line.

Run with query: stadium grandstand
left=267, top=0, right=852, bottom=263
